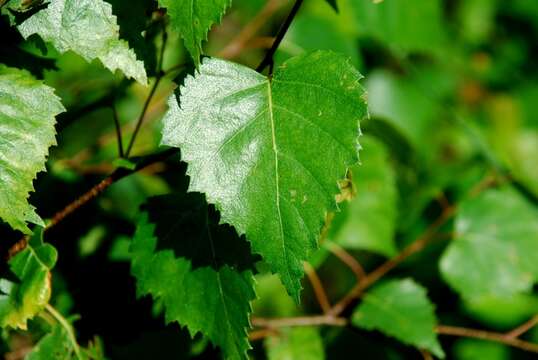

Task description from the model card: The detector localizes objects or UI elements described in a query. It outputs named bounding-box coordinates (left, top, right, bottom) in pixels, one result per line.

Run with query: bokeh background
left=1, top=0, right=537, bottom=358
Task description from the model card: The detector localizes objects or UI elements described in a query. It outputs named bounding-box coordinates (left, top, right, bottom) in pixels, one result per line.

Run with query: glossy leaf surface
left=161, top=51, right=367, bottom=301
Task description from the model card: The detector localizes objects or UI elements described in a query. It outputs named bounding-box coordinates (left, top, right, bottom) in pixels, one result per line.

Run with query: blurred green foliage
left=1, top=0, right=538, bottom=359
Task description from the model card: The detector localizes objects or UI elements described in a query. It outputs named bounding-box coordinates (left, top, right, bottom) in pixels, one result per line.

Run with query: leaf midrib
left=266, top=81, right=291, bottom=287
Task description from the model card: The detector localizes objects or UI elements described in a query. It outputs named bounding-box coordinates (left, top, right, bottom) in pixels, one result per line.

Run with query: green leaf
left=0, top=65, right=64, bottom=234
left=352, top=278, right=444, bottom=358
left=325, top=0, right=338, bottom=12
left=26, top=325, right=73, bottom=360
left=453, top=339, right=509, bottom=360
left=0, top=229, right=57, bottom=329
left=131, top=194, right=256, bottom=360
left=440, top=188, right=538, bottom=300
left=350, top=0, right=445, bottom=53
left=161, top=51, right=367, bottom=301
left=159, top=0, right=231, bottom=66
left=327, top=136, right=398, bottom=257
left=276, top=13, right=362, bottom=69
left=265, top=327, right=325, bottom=360
left=17, top=0, right=147, bottom=84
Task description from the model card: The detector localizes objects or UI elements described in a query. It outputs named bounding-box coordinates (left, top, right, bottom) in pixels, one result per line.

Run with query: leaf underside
left=161, top=51, right=367, bottom=301
left=352, top=279, right=444, bottom=358
left=131, top=194, right=256, bottom=360
left=440, top=188, right=538, bottom=300
left=159, top=0, right=231, bottom=66
left=0, top=65, right=64, bottom=233
left=18, top=0, right=147, bottom=84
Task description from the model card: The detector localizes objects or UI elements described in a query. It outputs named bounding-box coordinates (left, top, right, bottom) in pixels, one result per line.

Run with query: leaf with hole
left=161, top=51, right=367, bottom=301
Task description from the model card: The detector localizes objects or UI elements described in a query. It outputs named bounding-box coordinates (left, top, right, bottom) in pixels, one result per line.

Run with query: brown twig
left=256, top=0, right=304, bottom=73
left=328, top=206, right=456, bottom=317
left=125, top=24, right=167, bottom=157
left=325, top=242, right=366, bottom=281
left=7, top=149, right=179, bottom=260
left=436, top=325, right=538, bottom=353
left=505, top=315, right=538, bottom=339
left=252, top=315, right=347, bottom=329
left=304, top=262, right=331, bottom=313
left=420, top=350, right=433, bottom=360
left=248, top=328, right=279, bottom=341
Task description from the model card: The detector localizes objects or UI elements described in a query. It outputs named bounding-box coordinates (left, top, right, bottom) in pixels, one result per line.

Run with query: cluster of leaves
left=1, top=0, right=538, bottom=359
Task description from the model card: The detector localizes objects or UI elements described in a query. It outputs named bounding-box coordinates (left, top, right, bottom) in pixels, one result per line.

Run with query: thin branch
left=256, top=0, right=304, bottom=73
left=304, top=262, right=331, bottom=313
left=325, top=241, right=366, bottom=281
left=7, top=149, right=179, bottom=260
left=252, top=315, right=347, bottom=329
left=219, top=0, right=285, bottom=59
left=111, top=103, right=124, bottom=158
left=125, top=25, right=168, bottom=157
left=45, top=304, right=83, bottom=360
left=328, top=206, right=456, bottom=317
left=248, top=328, right=279, bottom=341
left=505, top=315, right=538, bottom=339
left=436, top=325, right=538, bottom=353
left=420, top=350, right=433, bottom=360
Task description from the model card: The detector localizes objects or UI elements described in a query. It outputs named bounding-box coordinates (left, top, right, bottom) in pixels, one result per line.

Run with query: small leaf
left=26, top=325, right=73, bottom=360
left=0, top=228, right=57, bottom=329
left=327, top=136, right=398, bottom=257
left=159, top=0, right=231, bottom=66
left=17, top=0, right=147, bottom=84
left=161, top=51, right=367, bottom=301
left=440, top=188, right=538, bottom=300
left=131, top=194, right=256, bottom=359
left=265, top=327, right=325, bottom=360
left=0, top=65, right=64, bottom=234
left=352, top=278, right=444, bottom=358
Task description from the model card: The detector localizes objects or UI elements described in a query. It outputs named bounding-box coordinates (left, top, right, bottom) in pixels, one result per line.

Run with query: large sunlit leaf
left=131, top=194, right=256, bottom=359
left=161, top=51, right=367, bottom=301
left=440, top=188, right=538, bottom=300
left=0, top=229, right=57, bottom=329
left=352, top=279, right=444, bottom=358
left=17, top=0, right=147, bottom=84
left=0, top=65, right=64, bottom=234
left=327, top=136, right=398, bottom=257
left=158, top=0, right=231, bottom=66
